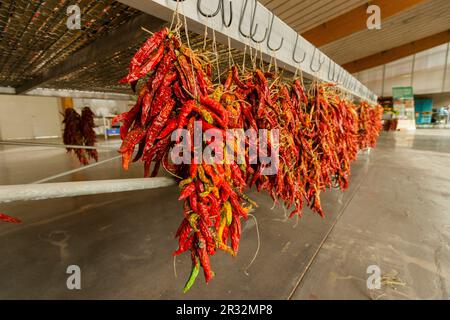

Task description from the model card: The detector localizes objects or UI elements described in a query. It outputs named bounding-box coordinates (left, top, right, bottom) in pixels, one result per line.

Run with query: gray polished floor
left=0, top=130, right=449, bottom=299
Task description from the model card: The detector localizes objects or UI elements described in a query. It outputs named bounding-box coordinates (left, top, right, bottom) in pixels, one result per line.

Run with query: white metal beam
left=26, top=88, right=136, bottom=101
left=117, top=0, right=378, bottom=104
left=0, top=178, right=176, bottom=203
left=0, top=87, right=135, bottom=101
left=0, top=87, right=16, bottom=94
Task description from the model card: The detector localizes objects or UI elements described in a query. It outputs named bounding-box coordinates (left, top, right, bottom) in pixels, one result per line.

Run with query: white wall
left=0, top=95, right=62, bottom=140
left=431, top=93, right=450, bottom=107
left=73, top=98, right=134, bottom=117
left=356, top=43, right=450, bottom=97
left=416, top=92, right=450, bottom=108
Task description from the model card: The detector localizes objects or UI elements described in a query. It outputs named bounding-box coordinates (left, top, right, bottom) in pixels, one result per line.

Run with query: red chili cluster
left=0, top=213, right=21, bottom=224
left=357, top=102, right=384, bottom=150
left=81, top=107, right=99, bottom=162
left=62, top=107, right=98, bottom=165
left=115, top=28, right=383, bottom=291
left=115, top=28, right=253, bottom=291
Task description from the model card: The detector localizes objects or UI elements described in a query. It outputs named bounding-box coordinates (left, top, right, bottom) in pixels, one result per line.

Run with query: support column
left=61, top=97, right=74, bottom=110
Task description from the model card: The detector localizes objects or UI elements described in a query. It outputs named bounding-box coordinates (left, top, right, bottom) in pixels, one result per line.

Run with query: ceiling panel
left=321, top=0, right=450, bottom=65
left=259, top=0, right=368, bottom=34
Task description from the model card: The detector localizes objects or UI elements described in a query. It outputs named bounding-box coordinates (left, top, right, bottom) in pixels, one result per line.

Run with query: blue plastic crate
left=106, top=128, right=120, bottom=136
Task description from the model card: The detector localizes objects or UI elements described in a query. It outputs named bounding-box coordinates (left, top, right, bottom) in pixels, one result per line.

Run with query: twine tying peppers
left=114, top=27, right=383, bottom=292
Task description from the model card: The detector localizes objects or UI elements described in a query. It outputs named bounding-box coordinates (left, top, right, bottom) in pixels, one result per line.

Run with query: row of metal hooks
left=195, top=0, right=338, bottom=78
left=173, top=0, right=369, bottom=97
left=327, top=60, right=363, bottom=93
left=175, top=0, right=332, bottom=75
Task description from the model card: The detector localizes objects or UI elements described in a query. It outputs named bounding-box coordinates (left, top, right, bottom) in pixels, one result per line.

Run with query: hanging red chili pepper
left=0, top=213, right=21, bottom=224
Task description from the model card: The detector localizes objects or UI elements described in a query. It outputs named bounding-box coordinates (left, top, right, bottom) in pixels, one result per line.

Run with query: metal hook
left=292, top=34, right=306, bottom=64
left=239, top=0, right=258, bottom=39
left=267, top=13, right=284, bottom=51
left=338, top=69, right=345, bottom=84
left=334, top=66, right=341, bottom=83
left=337, top=67, right=345, bottom=84
left=334, top=63, right=339, bottom=82
left=310, top=48, right=325, bottom=73
left=335, top=66, right=342, bottom=83
left=328, top=60, right=336, bottom=81
left=221, top=0, right=232, bottom=28
left=345, top=74, right=351, bottom=87
left=197, top=0, right=221, bottom=18
left=249, top=1, right=267, bottom=43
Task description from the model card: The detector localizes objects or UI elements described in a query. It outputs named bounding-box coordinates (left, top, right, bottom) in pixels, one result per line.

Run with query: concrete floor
left=0, top=130, right=449, bottom=299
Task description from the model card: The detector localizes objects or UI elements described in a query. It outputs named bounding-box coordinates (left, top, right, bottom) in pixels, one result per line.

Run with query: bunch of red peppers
left=0, top=213, right=21, bottom=224
left=62, top=107, right=98, bottom=165
left=357, top=102, right=383, bottom=150
left=115, top=28, right=383, bottom=291
left=81, top=107, right=99, bottom=162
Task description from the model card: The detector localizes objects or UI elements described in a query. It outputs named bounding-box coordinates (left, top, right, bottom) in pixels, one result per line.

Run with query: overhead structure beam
left=117, top=0, right=377, bottom=103
left=15, top=13, right=166, bottom=95
left=302, top=0, right=427, bottom=47
left=0, top=87, right=16, bottom=94
left=2, top=87, right=135, bottom=100
left=27, top=88, right=135, bottom=101
left=343, top=30, right=450, bottom=73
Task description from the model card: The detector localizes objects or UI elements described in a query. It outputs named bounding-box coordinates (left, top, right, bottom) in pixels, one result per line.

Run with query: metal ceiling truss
left=0, top=0, right=140, bottom=89
left=15, top=13, right=167, bottom=94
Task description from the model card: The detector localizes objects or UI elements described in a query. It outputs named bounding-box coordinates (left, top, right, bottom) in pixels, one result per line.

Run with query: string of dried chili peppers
left=115, top=28, right=255, bottom=292
left=81, top=107, right=99, bottom=162
left=62, top=107, right=99, bottom=165
left=0, top=213, right=21, bottom=224
left=63, top=108, right=89, bottom=165
left=116, top=28, right=383, bottom=292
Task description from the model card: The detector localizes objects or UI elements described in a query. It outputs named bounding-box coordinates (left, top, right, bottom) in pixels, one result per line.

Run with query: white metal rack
left=118, top=0, right=378, bottom=104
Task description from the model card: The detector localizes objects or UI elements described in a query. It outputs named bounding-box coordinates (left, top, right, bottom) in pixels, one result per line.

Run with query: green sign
left=393, top=87, right=414, bottom=100
left=393, top=86, right=414, bottom=121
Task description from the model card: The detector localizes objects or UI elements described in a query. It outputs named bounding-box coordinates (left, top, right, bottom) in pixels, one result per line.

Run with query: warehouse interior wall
left=0, top=94, right=62, bottom=140
left=356, top=43, right=450, bottom=97
left=429, top=92, right=450, bottom=108
left=416, top=92, right=450, bottom=108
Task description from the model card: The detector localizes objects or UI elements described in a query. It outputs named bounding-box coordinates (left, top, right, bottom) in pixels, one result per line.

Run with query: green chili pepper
left=183, top=257, right=200, bottom=293
left=224, top=201, right=232, bottom=226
